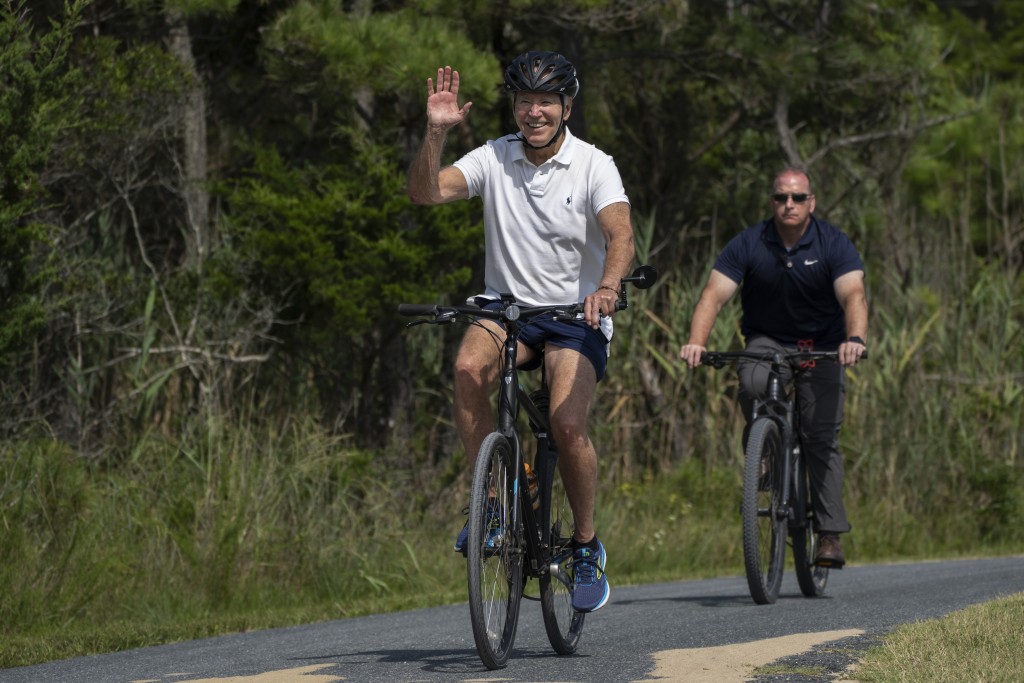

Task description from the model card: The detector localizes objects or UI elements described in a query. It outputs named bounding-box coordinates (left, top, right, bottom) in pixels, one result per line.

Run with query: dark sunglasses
left=771, top=192, right=811, bottom=203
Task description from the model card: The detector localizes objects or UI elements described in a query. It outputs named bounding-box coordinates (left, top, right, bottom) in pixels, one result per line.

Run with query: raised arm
left=834, top=269, right=868, bottom=366
left=407, top=66, right=472, bottom=205
left=679, top=270, right=740, bottom=368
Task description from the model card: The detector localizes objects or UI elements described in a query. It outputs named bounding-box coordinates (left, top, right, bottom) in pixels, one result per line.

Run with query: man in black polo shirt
left=679, top=167, right=868, bottom=567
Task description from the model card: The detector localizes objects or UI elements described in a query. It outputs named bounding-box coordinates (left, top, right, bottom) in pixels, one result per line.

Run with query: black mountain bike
left=398, top=265, right=657, bottom=669
left=700, top=348, right=864, bottom=605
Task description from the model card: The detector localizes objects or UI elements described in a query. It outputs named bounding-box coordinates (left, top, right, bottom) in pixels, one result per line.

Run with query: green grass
left=854, top=593, right=1024, bottom=682
left=1, top=427, right=1020, bottom=671
left=1, top=258, right=1020, bottom=671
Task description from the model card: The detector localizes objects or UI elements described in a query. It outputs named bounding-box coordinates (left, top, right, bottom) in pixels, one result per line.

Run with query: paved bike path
left=3, top=556, right=1022, bottom=682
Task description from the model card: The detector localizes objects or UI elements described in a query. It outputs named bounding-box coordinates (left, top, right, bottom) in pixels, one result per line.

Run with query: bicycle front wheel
left=467, top=432, right=524, bottom=670
left=537, top=439, right=585, bottom=654
left=741, top=418, right=787, bottom=604
left=791, top=448, right=829, bottom=597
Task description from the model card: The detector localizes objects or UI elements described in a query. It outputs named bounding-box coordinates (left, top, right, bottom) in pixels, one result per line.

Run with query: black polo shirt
left=713, top=216, right=864, bottom=349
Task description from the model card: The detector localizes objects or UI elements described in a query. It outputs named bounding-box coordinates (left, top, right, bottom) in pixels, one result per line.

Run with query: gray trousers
left=737, top=336, right=851, bottom=535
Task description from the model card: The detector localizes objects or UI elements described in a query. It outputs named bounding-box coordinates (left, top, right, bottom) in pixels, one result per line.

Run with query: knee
left=454, top=355, right=492, bottom=395
left=801, top=426, right=841, bottom=453
left=550, top=411, right=587, bottom=450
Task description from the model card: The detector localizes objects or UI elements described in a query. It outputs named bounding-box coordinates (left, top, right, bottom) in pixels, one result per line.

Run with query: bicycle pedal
left=814, top=559, right=844, bottom=569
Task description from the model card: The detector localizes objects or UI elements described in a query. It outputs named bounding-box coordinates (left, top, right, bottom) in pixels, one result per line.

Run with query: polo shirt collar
left=766, top=214, right=818, bottom=250
left=510, top=127, right=576, bottom=167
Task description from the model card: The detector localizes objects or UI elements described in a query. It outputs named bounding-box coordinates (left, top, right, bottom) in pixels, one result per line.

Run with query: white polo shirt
left=453, top=129, right=629, bottom=315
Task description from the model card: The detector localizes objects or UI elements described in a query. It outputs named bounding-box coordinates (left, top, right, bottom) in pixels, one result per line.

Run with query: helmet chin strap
left=518, top=122, right=566, bottom=150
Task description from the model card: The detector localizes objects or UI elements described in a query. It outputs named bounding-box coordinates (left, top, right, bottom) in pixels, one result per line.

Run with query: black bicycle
left=700, top=348, right=863, bottom=605
left=398, top=265, right=657, bottom=669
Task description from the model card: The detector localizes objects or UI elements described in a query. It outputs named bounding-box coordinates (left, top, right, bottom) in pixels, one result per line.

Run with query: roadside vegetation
left=855, top=593, right=1024, bottom=682
left=2, top=0, right=1022, bottom=674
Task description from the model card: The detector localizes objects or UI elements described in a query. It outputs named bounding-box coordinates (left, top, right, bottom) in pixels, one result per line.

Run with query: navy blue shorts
left=480, top=301, right=610, bottom=381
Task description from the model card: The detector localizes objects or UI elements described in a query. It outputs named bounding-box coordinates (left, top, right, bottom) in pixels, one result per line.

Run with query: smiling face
left=513, top=91, right=571, bottom=149
left=770, top=171, right=816, bottom=236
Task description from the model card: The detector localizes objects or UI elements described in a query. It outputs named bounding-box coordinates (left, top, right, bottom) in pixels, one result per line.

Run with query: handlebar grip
left=397, top=304, right=438, bottom=316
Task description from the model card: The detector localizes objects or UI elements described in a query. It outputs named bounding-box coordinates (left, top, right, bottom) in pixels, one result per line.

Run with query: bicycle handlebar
left=398, top=300, right=584, bottom=326
left=700, top=348, right=868, bottom=369
left=396, top=303, right=445, bottom=317
left=397, top=264, right=658, bottom=326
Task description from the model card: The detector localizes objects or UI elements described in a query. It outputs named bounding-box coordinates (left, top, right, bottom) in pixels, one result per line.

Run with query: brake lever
left=701, top=354, right=726, bottom=369
left=552, top=307, right=584, bottom=322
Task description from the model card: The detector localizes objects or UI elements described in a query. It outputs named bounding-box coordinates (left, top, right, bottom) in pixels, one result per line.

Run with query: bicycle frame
left=399, top=297, right=589, bottom=574
left=398, top=264, right=658, bottom=667
left=494, top=313, right=557, bottom=576
left=747, top=353, right=800, bottom=527
left=701, top=347, right=862, bottom=603
left=705, top=349, right=849, bottom=528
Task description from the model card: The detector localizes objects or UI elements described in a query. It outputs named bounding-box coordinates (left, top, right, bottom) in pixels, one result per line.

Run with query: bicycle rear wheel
left=467, top=432, right=523, bottom=670
left=536, top=437, right=585, bottom=654
left=741, top=417, right=787, bottom=604
left=791, top=447, right=829, bottom=597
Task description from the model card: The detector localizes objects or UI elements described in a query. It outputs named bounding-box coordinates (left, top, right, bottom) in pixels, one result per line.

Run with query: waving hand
left=426, top=66, right=473, bottom=129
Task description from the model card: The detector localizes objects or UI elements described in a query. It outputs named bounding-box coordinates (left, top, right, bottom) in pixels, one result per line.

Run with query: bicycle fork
left=753, top=355, right=797, bottom=523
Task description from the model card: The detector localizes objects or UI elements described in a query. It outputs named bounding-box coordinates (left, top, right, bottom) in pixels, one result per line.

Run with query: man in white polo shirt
left=407, top=50, right=634, bottom=613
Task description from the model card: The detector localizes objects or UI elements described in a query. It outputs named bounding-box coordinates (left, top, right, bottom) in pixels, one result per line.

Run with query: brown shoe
left=814, top=534, right=846, bottom=569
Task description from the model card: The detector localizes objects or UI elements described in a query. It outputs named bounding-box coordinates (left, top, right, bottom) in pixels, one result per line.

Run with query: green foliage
left=0, top=0, right=85, bottom=367
left=257, top=2, right=502, bottom=156
left=264, top=3, right=500, bottom=100
left=220, top=136, right=478, bottom=348
left=2, top=0, right=1024, bottom=667
left=163, top=0, right=240, bottom=14
left=0, top=421, right=467, bottom=667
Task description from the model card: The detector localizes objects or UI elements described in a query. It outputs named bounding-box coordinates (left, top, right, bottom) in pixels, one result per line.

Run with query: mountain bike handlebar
left=397, top=265, right=658, bottom=326
left=700, top=348, right=868, bottom=370
left=397, top=300, right=585, bottom=325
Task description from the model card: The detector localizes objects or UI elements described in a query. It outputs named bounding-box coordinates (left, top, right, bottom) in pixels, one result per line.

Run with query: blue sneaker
left=453, top=503, right=502, bottom=555
left=454, top=519, right=470, bottom=554
left=571, top=540, right=610, bottom=613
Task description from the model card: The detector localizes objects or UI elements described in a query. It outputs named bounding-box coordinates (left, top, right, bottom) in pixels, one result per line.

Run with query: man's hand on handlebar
left=584, top=286, right=619, bottom=329
left=679, top=344, right=706, bottom=369
left=838, top=338, right=867, bottom=366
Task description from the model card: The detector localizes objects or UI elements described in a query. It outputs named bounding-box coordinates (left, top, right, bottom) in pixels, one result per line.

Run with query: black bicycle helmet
left=503, top=51, right=579, bottom=99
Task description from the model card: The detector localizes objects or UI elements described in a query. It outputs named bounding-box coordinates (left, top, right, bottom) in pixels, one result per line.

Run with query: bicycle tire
left=790, top=447, right=829, bottom=597
left=741, top=417, right=787, bottom=604
left=467, top=432, right=523, bottom=669
left=536, top=437, right=585, bottom=654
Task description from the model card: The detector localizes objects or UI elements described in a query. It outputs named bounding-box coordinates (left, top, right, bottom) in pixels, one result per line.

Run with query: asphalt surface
left=2, top=555, right=1022, bottom=683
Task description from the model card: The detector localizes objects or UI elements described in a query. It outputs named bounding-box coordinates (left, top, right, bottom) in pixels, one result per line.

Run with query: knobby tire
left=467, top=432, right=523, bottom=669
left=536, top=437, right=585, bottom=654
left=742, top=418, right=786, bottom=604
left=790, top=447, right=829, bottom=597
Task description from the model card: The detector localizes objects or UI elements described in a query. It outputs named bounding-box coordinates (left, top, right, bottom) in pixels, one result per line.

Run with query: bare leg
left=544, top=346, right=598, bottom=543
left=452, top=321, right=539, bottom=468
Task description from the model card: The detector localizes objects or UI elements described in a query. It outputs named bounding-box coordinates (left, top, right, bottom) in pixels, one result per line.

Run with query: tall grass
left=2, top=219, right=1021, bottom=669
left=599, top=215, right=1023, bottom=563
left=0, top=422, right=467, bottom=667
